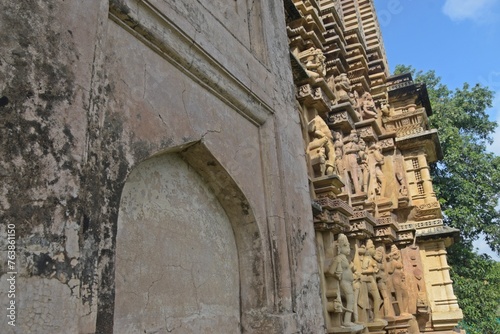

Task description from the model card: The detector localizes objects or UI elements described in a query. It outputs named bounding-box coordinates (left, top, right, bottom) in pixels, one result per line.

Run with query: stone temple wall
left=0, top=0, right=463, bottom=333
left=0, top=0, right=325, bottom=332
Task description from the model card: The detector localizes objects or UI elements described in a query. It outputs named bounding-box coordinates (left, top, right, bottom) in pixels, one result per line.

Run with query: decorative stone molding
left=109, top=0, right=274, bottom=126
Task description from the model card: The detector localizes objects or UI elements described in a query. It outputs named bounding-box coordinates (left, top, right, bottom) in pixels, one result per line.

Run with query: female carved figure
left=388, top=245, right=410, bottom=315
left=367, top=144, right=386, bottom=199
left=396, top=172, right=408, bottom=197
left=358, top=138, right=368, bottom=193
left=343, top=130, right=362, bottom=194
left=333, top=131, right=344, bottom=175
left=374, top=246, right=395, bottom=318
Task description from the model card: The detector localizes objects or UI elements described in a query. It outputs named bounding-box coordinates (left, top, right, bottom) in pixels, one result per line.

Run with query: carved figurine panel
left=401, top=245, right=429, bottom=316
left=307, top=115, right=336, bottom=178
left=387, top=245, right=411, bottom=317
left=357, top=239, right=385, bottom=324
left=357, top=92, right=378, bottom=120
left=299, top=47, right=327, bottom=80
left=323, top=233, right=365, bottom=333
left=333, top=73, right=357, bottom=106
left=366, top=143, right=386, bottom=200
left=342, top=130, right=363, bottom=194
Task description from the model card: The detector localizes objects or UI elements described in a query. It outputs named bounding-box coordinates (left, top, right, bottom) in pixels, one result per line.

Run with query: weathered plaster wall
left=0, top=1, right=104, bottom=333
left=114, top=153, right=240, bottom=333
left=0, top=0, right=324, bottom=333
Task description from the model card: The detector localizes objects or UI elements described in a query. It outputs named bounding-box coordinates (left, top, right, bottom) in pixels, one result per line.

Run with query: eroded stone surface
left=114, top=154, right=239, bottom=333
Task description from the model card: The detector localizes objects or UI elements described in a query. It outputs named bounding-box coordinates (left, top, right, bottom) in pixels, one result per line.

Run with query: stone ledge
left=109, top=0, right=275, bottom=126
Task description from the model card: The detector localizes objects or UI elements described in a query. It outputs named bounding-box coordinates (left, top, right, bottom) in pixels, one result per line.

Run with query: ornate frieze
left=414, top=201, right=442, bottom=221
left=316, top=197, right=354, bottom=216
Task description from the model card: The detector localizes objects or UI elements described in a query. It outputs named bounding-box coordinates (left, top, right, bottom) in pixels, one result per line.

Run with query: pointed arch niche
left=113, top=142, right=266, bottom=333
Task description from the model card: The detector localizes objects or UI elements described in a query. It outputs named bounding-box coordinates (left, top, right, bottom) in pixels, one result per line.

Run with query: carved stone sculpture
left=353, top=245, right=363, bottom=323
left=374, top=246, right=395, bottom=318
left=327, top=233, right=357, bottom=327
left=357, top=92, right=377, bottom=120
left=333, top=131, right=344, bottom=175
left=358, top=138, right=369, bottom=193
left=307, top=115, right=335, bottom=177
left=407, top=245, right=429, bottom=314
left=343, top=130, right=362, bottom=194
left=367, top=143, right=386, bottom=200
left=396, top=172, right=408, bottom=197
left=380, top=99, right=392, bottom=118
left=300, top=47, right=326, bottom=80
left=359, top=239, right=383, bottom=322
left=388, top=245, right=410, bottom=316
left=334, top=73, right=357, bottom=105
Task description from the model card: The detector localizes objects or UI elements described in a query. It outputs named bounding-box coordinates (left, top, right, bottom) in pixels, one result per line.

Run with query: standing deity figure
left=359, top=240, right=383, bottom=322
left=357, top=92, right=378, bottom=120
left=374, top=246, right=395, bottom=318
left=343, top=130, right=362, bottom=194
left=333, top=131, right=344, bottom=176
left=307, top=115, right=335, bottom=177
left=328, top=234, right=357, bottom=327
left=388, top=245, right=410, bottom=315
left=367, top=144, right=386, bottom=199
left=358, top=138, right=369, bottom=193
left=352, top=244, right=365, bottom=323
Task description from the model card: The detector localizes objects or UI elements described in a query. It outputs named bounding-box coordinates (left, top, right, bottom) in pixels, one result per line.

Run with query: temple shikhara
left=287, top=1, right=463, bottom=333
left=0, top=0, right=464, bottom=333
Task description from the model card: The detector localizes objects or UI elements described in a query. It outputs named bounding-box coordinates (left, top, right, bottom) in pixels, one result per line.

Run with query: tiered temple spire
left=285, top=0, right=463, bottom=333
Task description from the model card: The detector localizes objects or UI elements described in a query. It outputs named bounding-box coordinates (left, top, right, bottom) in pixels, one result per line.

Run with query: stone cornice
left=109, top=0, right=274, bottom=126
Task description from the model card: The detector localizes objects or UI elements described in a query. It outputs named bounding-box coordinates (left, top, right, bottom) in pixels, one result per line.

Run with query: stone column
left=420, top=241, right=463, bottom=332
left=417, top=154, right=435, bottom=203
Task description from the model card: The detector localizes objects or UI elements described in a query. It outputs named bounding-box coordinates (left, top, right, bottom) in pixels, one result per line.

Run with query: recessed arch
left=113, top=141, right=267, bottom=333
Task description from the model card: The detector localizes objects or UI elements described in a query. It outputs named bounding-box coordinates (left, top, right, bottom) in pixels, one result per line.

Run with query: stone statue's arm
left=327, top=258, right=343, bottom=280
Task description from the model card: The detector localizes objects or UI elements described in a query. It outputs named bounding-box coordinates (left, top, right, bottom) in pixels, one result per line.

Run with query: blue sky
left=373, top=0, right=500, bottom=260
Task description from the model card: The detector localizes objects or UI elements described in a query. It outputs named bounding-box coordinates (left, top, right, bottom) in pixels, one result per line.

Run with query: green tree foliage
left=394, top=65, right=500, bottom=333
left=450, top=247, right=500, bottom=334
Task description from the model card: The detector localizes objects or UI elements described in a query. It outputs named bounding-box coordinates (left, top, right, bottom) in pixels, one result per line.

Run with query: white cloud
left=442, top=0, right=496, bottom=22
